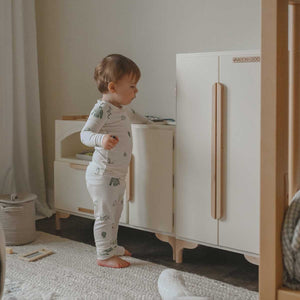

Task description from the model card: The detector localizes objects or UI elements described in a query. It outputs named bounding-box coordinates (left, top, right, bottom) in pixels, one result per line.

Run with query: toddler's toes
left=124, top=249, right=132, bottom=256
left=121, top=260, right=130, bottom=268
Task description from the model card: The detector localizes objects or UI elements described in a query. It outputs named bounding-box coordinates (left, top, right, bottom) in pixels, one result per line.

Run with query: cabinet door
left=54, top=160, right=127, bottom=224
left=54, top=161, right=94, bottom=216
left=218, top=54, right=260, bottom=254
left=129, top=127, right=174, bottom=233
left=175, top=54, right=218, bottom=244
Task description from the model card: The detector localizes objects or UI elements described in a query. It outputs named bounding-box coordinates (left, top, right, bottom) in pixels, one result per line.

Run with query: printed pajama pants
left=86, top=170, right=126, bottom=260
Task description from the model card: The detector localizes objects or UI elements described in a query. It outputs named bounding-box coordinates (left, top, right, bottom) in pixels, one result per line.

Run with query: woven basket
left=0, top=193, right=36, bottom=245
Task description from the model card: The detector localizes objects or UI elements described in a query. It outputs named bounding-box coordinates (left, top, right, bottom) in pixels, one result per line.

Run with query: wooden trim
left=55, top=213, right=60, bottom=231
left=278, top=288, right=300, bottom=300
left=289, top=0, right=300, bottom=5
left=211, top=83, right=217, bottom=219
left=155, top=233, right=176, bottom=261
left=58, top=212, right=70, bottom=218
left=78, top=207, right=94, bottom=214
left=244, top=254, right=260, bottom=266
left=155, top=234, right=198, bottom=263
left=126, top=157, right=133, bottom=202
left=175, top=239, right=198, bottom=263
left=62, top=115, right=88, bottom=120
left=289, top=4, right=300, bottom=201
left=216, top=83, right=224, bottom=219
left=69, top=163, right=87, bottom=170
left=55, top=211, right=70, bottom=231
left=126, top=166, right=130, bottom=201
left=285, top=172, right=289, bottom=204
left=260, top=0, right=289, bottom=299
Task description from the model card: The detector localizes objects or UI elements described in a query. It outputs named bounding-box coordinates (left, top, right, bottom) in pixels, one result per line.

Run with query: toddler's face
left=113, top=74, right=139, bottom=106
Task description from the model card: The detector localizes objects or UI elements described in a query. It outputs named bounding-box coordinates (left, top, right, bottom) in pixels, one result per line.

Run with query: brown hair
left=94, top=54, right=141, bottom=93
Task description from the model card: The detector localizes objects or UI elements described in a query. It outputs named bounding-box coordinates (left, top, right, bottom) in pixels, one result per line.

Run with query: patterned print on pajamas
left=81, top=99, right=149, bottom=260
left=86, top=175, right=126, bottom=260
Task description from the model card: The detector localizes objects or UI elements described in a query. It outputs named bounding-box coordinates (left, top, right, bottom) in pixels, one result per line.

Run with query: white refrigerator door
left=218, top=53, right=260, bottom=254
left=175, top=53, right=218, bottom=245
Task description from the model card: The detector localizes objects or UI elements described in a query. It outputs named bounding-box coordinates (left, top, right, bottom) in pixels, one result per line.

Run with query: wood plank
left=260, top=0, right=289, bottom=299
left=78, top=207, right=94, bottom=214
left=69, top=163, right=87, bottom=170
left=61, top=115, right=88, bottom=120
left=278, top=288, right=300, bottom=300
left=289, top=3, right=300, bottom=200
left=211, top=83, right=217, bottom=219
left=216, top=83, right=223, bottom=219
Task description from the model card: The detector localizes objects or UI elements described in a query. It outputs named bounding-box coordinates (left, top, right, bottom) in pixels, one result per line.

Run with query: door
left=175, top=53, right=218, bottom=245
left=218, top=53, right=260, bottom=254
left=129, top=125, right=174, bottom=233
left=54, top=161, right=94, bottom=215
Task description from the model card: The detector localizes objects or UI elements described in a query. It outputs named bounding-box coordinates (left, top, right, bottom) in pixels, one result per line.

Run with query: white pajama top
left=80, top=100, right=148, bottom=179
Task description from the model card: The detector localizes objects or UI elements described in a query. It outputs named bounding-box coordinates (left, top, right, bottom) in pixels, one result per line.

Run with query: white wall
left=35, top=0, right=260, bottom=203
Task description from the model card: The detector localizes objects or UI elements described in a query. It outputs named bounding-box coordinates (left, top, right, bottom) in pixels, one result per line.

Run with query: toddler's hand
left=102, top=134, right=119, bottom=150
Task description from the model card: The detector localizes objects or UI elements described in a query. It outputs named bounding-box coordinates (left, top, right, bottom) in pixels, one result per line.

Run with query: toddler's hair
left=94, top=54, right=141, bottom=93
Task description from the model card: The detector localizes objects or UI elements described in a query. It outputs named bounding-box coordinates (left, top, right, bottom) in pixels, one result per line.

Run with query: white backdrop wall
left=35, top=0, right=260, bottom=206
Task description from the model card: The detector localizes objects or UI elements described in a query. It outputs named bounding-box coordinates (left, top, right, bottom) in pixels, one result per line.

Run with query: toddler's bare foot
left=124, top=249, right=132, bottom=256
left=97, top=256, right=130, bottom=268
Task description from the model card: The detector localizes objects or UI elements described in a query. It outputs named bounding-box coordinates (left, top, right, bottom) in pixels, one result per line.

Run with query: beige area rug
left=3, top=232, right=258, bottom=300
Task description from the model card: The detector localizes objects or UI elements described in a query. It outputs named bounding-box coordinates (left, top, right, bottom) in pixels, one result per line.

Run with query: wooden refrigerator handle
left=211, top=82, right=224, bottom=220
left=211, top=83, right=217, bottom=219
left=126, top=156, right=133, bottom=202
left=216, top=83, right=224, bottom=219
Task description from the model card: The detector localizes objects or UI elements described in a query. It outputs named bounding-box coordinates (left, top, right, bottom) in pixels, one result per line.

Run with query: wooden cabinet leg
left=175, top=239, right=198, bottom=263
left=176, top=247, right=184, bottom=263
left=155, top=233, right=176, bottom=261
left=55, top=213, right=61, bottom=231
left=155, top=234, right=198, bottom=263
left=55, top=212, right=70, bottom=231
left=244, top=254, right=260, bottom=266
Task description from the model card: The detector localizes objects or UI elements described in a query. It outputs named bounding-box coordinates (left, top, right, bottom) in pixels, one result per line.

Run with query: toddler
left=80, top=54, right=150, bottom=268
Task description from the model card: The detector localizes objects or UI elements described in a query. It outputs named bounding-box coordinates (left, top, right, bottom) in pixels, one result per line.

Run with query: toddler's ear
left=108, top=82, right=116, bottom=93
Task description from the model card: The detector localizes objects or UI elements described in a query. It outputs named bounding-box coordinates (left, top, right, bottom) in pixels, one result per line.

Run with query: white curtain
left=0, top=0, right=53, bottom=217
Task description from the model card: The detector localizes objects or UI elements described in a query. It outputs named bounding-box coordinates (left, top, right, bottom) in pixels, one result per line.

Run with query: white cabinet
left=54, top=161, right=93, bottom=214
left=175, top=51, right=260, bottom=256
left=54, top=121, right=175, bottom=235
left=175, top=54, right=219, bottom=246
left=129, top=125, right=174, bottom=233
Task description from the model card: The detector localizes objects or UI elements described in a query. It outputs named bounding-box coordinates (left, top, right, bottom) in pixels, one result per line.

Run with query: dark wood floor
left=37, top=215, right=258, bottom=292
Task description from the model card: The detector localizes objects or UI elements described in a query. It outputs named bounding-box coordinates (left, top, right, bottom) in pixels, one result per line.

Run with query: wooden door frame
left=260, top=0, right=288, bottom=298
left=259, top=0, right=299, bottom=299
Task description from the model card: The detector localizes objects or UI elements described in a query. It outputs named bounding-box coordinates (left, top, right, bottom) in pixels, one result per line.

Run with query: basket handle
left=10, top=193, right=18, bottom=201
left=0, top=205, right=24, bottom=212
